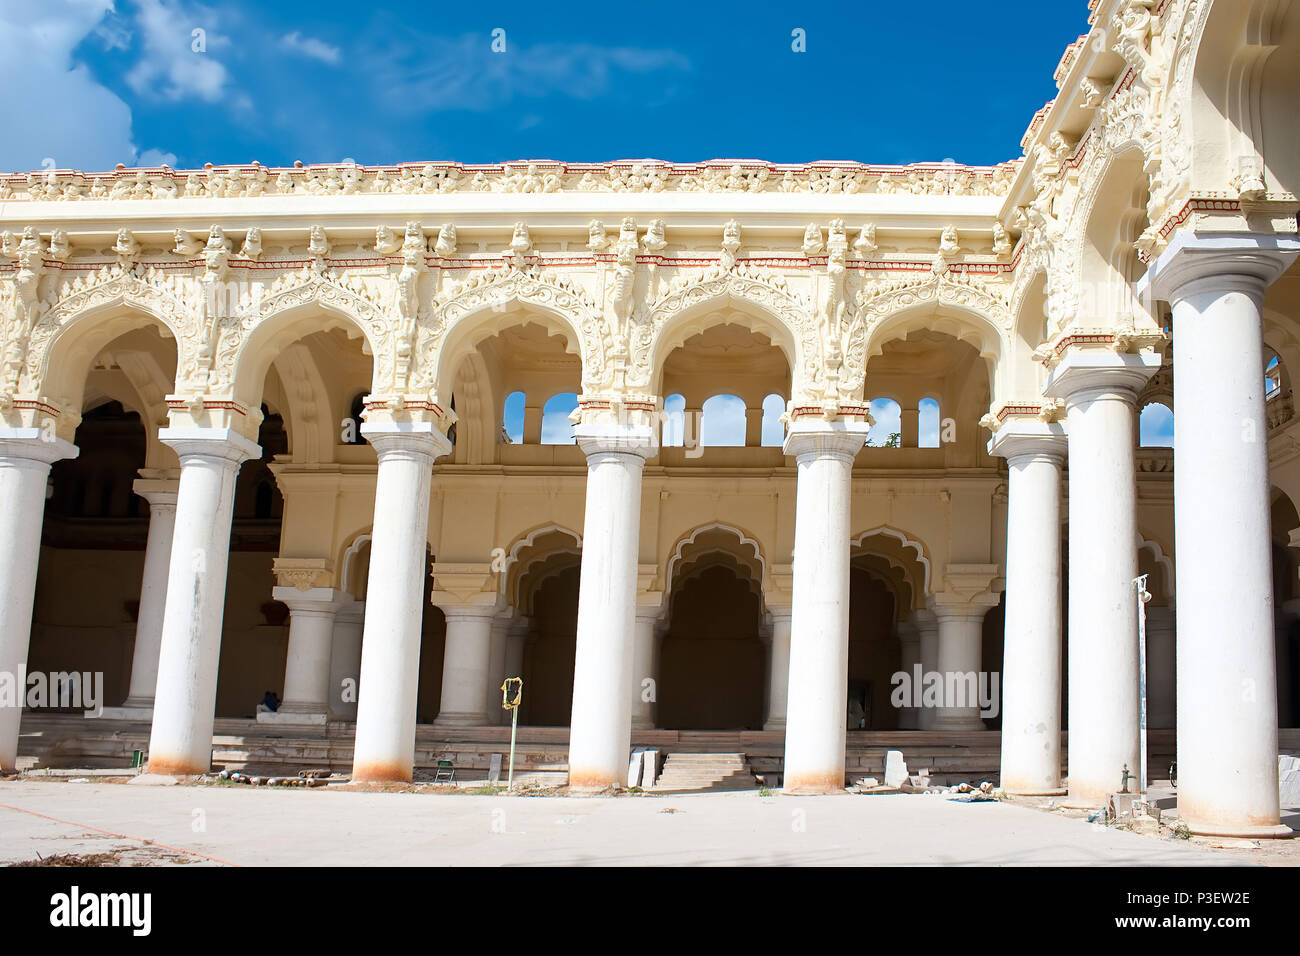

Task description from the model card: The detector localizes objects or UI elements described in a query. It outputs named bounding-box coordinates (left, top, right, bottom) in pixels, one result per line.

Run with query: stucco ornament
left=609, top=219, right=640, bottom=357
left=635, top=226, right=820, bottom=401
left=421, top=264, right=609, bottom=396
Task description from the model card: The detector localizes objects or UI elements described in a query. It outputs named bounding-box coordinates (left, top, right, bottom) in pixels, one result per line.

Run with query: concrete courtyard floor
left=0, top=779, right=1282, bottom=866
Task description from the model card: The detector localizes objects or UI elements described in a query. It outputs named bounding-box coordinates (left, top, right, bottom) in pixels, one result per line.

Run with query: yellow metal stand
left=500, top=677, right=523, bottom=790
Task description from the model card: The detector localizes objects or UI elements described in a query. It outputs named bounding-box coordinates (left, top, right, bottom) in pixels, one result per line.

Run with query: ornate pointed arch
left=421, top=267, right=608, bottom=395
left=858, top=273, right=1011, bottom=404
left=214, top=270, right=392, bottom=407
left=637, top=267, right=813, bottom=397
left=23, top=266, right=200, bottom=401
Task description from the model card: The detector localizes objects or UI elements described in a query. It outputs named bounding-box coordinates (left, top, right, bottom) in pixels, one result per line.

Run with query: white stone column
left=567, top=421, right=656, bottom=789
left=263, top=586, right=346, bottom=725
left=781, top=419, right=869, bottom=794
left=328, top=601, right=364, bottom=720
left=914, top=609, right=939, bottom=730
left=930, top=602, right=992, bottom=731
left=895, top=615, right=921, bottom=730
left=146, top=428, right=259, bottom=776
left=351, top=423, right=450, bottom=782
left=630, top=608, right=662, bottom=730
left=1044, top=349, right=1160, bottom=807
left=502, top=615, right=529, bottom=725
left=99, top=475, right=179, bottom=720
left=481, top=611, right=512, bottom=723
left=1143, top=233, right=1299, bottom=836
left=433, top=605, right=496, bottom=727
left=763, top=608, right=792, bottom=731
left=1146, top=606, right=1176, bottom=731
left=0, top=431, right=77, bottom=772
left=990, top=421, right=1067, bottom=794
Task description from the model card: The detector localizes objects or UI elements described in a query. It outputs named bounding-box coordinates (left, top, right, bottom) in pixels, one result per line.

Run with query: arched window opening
left=541, top=392, right=578, bottom=445
left=1267, top=354, right=1283, bottom=399
left=1139, top=402, right=1174, bottom=448
left=761, top=393, right=785, bottom=447
left=502, top=390, right=525, bottom=444
left=662, top=393, right=686, bottom=447
left=918, top=398, right=941, bottom=448
left=700, top=394, right=746, bottom=447
left=866, top=398, right=901, bottom=448
left=254, top=480, right=275, bottom=519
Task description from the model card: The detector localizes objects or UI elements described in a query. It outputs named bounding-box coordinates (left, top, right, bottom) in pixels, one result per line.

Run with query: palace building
left=1, top=0, right=1298, bottom=838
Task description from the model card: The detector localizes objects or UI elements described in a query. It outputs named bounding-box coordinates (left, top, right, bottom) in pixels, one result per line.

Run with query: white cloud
left=371, top=33, right=690, bottom=114
left=124, top=0, right=230, bottom=102
left=280, top=31, right=340, bottom=65
left=867, top=399, right=901, bottom=446
left=701, top=394, right=746, bottom=447
left=0, top=0, right=146, bottom=171
left=540, top=393, right=578, bottom=444
left=137, top=147, right=178, bottom=167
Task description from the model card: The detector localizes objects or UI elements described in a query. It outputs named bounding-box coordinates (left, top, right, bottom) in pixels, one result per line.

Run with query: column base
left=1184, top=820, right=1295, bottom=840
left=762, top=718, right=786, bottom=732
left=782, top=771, right=847, bottom=795
left=352, top=761, right=412, bottom=784
left=432, top=712, right=490, bottom=728
left=568, top=771, right=625, bottom=791
left=931, top=714, right=987, bottom=732
left=630, top=716, right=654, bottom=730
left=145, top=755, right=210, bottom=776
left=96, top=704, right=154, bottom=721
left=1004, top=786, right=1068, bottom=797
left=257, top=709, right=327, bottom=727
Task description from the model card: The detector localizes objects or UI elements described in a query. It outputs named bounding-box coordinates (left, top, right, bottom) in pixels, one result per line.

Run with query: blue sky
left=1, top=0, right=1091, bottom=173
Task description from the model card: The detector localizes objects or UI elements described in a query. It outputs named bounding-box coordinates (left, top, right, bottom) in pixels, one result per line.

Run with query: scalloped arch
left=25, top=271, right=197, bottom=401
left=427, top=268, right=607, bottom=396
left=664, top=522, right=768, bottom=595
left=850, top=525, right=933, bottom=595
left=223, top=273, right=388, bottom=408
left=638, top=269, right=813, bottom=398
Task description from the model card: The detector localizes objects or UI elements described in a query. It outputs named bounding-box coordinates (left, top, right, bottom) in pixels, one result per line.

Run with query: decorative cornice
left=0, top=158, right=1019, bottom=203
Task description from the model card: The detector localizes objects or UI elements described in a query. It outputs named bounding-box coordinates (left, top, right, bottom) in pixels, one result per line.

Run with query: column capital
left=0, top=428, right=78, bottom=466
left=159, top=426, right=260, bottom=465
left=927, top=592, right=998, bottom=622
left=361, top=420, right=453, bottom=462
left=1139, top=231, right=1300, bottom=304
left=574, top=422, right=658, bottom=460
left=912, top=607, right=939, bottom=635
left=987, top=419, right=1067, bottom=463
left=434, top=597, right=506, bottom=621
left=765, top=604, right=794, bottom=626
left=271, top=585, right=348, bottom=614
left=430, top=562, right=499, bottom=609
left=1042, top=349, right=1162, bottom=406
left=782, top=419, right=870, bottom=461
left=272, top=556, right=333, bottom=591
left=132, top=472, right=181, bottom=507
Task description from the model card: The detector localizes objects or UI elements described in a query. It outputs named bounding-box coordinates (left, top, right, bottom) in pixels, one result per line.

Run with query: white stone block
left=1280, top=768, right=1300, bottom=809
left=628, top=748, right=643, bottom=788
left=488, top=753, right=502, bottom=785
left=642, top=749, right=658, bottom=789
left=884, top=750, right=909, bottom=788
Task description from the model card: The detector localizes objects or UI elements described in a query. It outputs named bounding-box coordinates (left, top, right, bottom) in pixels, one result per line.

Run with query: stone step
left=654, top=753, right=756, bottom=792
